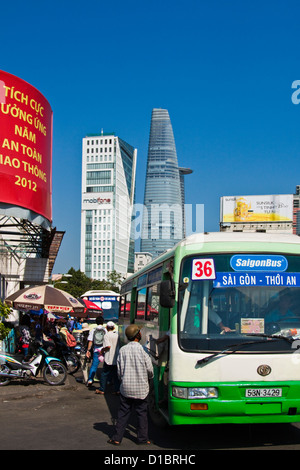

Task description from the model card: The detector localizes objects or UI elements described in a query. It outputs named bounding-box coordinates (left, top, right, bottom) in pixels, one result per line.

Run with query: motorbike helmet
left=125, top=324, right=140, bottom=341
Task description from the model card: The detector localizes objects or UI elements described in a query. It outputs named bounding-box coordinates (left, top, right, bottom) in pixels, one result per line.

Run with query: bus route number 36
left=192, top=258, right=216, bottom=281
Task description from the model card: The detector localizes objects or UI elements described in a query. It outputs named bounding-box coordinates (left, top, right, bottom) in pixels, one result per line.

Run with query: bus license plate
left=245, top=388, right=282, bottom=398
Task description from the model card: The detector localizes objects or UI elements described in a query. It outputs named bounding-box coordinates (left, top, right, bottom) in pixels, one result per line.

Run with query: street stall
left=4, top=285, right=85, bottom=352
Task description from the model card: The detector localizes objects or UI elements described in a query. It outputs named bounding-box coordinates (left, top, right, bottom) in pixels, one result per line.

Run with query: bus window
left=179, top=253, right=300, bottom=352
left=146, top=284, right=159, bottom=322
left=81, top=291, right=119, bottom=322
left=136, top=288, right=146, bottom=319
left=120, top=293, right=131, bottom=318
left=180, top=280, right=206, bottom=335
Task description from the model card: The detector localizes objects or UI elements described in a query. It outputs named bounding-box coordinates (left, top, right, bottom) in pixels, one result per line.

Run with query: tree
left=106, top=270, right=126, bottom=292
left=0, top=300, right=12, bottom=340
left=56, top=268, right=125, bottom=297
left=56, top=268, right=91, bottom=298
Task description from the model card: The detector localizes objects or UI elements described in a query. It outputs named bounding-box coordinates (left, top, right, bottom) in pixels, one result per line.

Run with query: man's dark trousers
left=112, top=393, right=149, bottom=443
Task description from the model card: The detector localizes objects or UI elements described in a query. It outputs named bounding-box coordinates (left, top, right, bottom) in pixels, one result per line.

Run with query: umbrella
left=80, top=298, right=103, bottom=311
left=76, top=298, right=103, bottom=318
left=5, top=285, right=85, bottom=315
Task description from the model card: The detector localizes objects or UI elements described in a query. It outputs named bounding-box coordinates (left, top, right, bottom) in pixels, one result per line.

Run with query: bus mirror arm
left=178, top=283, right=188, bottom=291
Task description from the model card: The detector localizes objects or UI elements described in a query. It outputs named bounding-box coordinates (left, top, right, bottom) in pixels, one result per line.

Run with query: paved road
left=1, top=370, right=300, bottom=453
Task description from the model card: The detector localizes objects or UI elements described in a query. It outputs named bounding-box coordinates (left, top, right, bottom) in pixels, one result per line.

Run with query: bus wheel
left=148, top=383, right=168, bottom=428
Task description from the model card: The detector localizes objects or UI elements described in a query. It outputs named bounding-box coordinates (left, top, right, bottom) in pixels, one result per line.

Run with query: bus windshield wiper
left=245, top=332, right=294, bottom=344
left=196, top=339, right=274, bottom=367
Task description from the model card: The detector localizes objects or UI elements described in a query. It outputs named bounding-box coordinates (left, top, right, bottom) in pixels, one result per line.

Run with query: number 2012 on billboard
left=192, top=259, right=216, bottom=280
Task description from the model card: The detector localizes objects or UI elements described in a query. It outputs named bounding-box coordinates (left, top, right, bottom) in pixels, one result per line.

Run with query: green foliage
left=106, top=271, right=126, bottom=292
left=0, top=299, right=12, bottom=340
left=56, top=268, right=125, bottom=298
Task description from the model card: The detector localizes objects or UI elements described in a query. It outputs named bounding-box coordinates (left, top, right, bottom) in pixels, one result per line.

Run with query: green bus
left=119, top=232, right=300, bottom=426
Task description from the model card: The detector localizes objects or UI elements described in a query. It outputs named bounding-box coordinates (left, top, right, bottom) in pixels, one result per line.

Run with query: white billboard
left=220, top=194, right=293, bottom=223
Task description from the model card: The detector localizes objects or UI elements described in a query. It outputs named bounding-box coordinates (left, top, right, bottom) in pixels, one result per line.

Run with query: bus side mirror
left=160, top=280, right=175, bottom=308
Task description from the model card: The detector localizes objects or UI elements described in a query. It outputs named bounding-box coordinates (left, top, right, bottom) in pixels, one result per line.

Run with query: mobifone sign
left=82, top=194, right=112, bottom=210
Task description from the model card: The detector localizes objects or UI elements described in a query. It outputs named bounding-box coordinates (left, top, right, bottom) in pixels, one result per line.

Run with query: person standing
left=18, top=314, right=32, bottom=359
left=108, top=324, right=154, bottom=446
left=86, top=316, right=106, bottom=386
left=66, top=314, right=75, bottom=333
left=96, top=321, right=120, bottom=395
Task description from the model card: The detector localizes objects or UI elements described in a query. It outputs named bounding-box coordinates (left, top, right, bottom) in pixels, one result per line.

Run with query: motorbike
left=45, top=335, right=80, bottom=375
left=0, top=343, right=67, bottom=386
left=72, top=330, right=89, bottom=357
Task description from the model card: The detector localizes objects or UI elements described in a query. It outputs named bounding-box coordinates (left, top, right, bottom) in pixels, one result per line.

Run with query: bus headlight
left=172, top=386, right=218, bottom=399
left=188, top=387, right=218, bottom=399
left=172, top=386, right=188, bottom=399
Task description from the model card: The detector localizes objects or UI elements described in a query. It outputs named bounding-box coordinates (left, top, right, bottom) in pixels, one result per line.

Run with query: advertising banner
left=0, top=71, right=52, bottom=222
left=220, top=194, right=293, bottom=223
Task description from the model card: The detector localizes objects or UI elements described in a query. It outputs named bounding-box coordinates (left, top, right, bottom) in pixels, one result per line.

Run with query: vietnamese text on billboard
left=0, top=71, right=52, bottom=222
left=220, top=195, right=293, bottom=223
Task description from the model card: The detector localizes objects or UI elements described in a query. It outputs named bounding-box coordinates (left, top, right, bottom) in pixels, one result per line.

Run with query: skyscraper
left=141, top=109, right=192, bottom=259
left=293, top=185, right=300, bottom=235
left=179, top=167, right=193, bottom=237
left=80, top=132, right=137, bottom=280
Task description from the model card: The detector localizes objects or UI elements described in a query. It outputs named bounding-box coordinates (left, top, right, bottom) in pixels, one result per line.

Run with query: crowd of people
left=15, top=312, right=84, bottom=358
left=15, top=311, right=154, bottom=446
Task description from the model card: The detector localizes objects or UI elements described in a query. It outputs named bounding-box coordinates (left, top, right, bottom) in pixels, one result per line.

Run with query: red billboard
left=0, top=71, right=52, bottom=222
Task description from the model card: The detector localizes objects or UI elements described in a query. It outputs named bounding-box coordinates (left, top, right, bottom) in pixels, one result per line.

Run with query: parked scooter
left=0, top=343, right=67, bottom=386
left=45, top=335, right=80, bottom=375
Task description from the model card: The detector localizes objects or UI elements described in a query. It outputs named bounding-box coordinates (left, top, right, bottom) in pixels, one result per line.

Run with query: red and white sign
left=192, top=258, right=216, bottom=280
left=0, top=71, right=53, bottom=222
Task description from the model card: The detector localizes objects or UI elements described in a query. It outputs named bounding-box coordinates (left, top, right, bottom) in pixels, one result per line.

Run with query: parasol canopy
left=5, top=285, right=85, bottom=315
left=75, top=298, right=103, bottom=318
left=80, top=298, right=103, bottom=311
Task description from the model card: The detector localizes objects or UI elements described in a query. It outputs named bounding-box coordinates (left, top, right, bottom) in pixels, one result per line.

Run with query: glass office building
left=80, top=132, right=137, bottom=279
left=141, top=108, right=192, bottom=259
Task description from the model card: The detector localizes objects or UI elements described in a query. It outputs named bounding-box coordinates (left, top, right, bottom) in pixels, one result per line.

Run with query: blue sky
left=1, top=0, right=300, bottom=273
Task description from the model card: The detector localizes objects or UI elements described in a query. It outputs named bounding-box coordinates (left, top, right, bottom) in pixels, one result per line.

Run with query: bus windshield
left=178, top=253, right=300, bottom=353
left=83, top=293, right=119, bottom=322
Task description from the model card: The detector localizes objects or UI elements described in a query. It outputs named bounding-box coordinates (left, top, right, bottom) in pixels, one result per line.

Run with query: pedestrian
left=96, top=321, right=120, bottom=395
left=66, top=315, right=75, bottom=333
left=73, top=317, right=84, bottom=330
left=86, top=315, right=106, bottom=386
left=18, top=314, right=32, bottom=359
left=108, top=324, right=154, bottom=446
left=78, top=323, right=91, bottom=384
left=32, top=315, right=43, bottom=343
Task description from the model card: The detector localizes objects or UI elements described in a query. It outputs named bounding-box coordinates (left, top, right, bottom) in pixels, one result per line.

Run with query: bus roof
left=122, top=232, right=300, bottom=287
left=81, top=290, right=119, bottom=297
left=178, top=231, right=300, bottom=247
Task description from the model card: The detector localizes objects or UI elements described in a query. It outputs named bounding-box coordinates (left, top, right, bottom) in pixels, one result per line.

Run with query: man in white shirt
left=96, top=321, right=120, bottom=395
